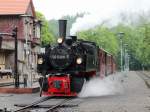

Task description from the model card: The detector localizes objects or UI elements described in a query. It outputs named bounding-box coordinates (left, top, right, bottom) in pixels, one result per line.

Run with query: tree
left=36, top=11, right=55, bottom=45
left=77, top=26, right=119, bottom=56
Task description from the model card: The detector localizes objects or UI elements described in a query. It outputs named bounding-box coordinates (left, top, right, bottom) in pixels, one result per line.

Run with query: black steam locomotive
left=37, top=20, right=101, bottom=96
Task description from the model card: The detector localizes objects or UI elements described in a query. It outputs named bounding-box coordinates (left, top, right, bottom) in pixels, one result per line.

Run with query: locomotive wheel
left=39, top=77, right=49, bottom=92
left=70, top=77, right=85, bottom=93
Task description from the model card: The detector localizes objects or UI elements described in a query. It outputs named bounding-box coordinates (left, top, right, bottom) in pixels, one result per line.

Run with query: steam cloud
left=70, top=14, right=105, bottom=35
left=70, top=0, right=150, bottom=35
left=70, top=13, right=121, bottom=35
left=78, top=73, right=124, bottom=98
left=70, top=12, right=145, bottom=35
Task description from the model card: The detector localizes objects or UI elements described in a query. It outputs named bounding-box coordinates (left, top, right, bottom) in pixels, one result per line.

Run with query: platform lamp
left=117, top=32, right=125, bottom=72
left=0, top=27, right=19, bottom=88
left=124, top=44, right=128, bottom=71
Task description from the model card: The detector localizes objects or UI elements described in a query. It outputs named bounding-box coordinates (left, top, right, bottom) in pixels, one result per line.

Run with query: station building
left=0, top=0, right=41, bottom=85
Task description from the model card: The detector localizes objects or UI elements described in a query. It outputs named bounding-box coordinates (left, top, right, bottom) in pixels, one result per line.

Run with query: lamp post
left=117, top=32, right=124, bottom=72
left=127, top=54, right=130, bottom=71
left=0, top=27, right=19, bottom=88
left=124, top=44, right=128, bottom=71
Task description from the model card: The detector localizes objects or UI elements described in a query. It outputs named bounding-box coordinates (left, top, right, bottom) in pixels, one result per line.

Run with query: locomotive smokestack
left=59, top=20, right=67, bottom=40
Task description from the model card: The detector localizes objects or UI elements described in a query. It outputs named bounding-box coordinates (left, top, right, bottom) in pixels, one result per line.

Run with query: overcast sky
left=33, top=0, right=150, bottom=20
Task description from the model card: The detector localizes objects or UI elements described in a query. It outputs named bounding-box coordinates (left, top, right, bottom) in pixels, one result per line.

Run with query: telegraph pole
left=117, top=32, right=124, bottom=72
left=124, top=44, right=127, bottom=71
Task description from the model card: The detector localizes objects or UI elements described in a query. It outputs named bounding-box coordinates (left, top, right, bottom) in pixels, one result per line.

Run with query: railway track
left=44, top=98, right=73, bottom=112
left=13, top=96, right=82, bottom=112
left=136, top=71, right=150, bottom=88
left=14, top=96, right=53, bottom=112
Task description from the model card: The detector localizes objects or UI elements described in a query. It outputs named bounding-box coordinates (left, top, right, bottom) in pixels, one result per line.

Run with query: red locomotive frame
left=42, top=76, right=77, bottom=96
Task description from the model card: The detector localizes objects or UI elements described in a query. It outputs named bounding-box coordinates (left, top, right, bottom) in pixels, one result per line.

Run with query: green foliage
left=36, top=11, right=55, bottom=45
left=77, top=21, right=150, bottom=70
left=77, top=26, right=119, bottom=56
left=48, top=19, right=58, bottom=37
left=110, top=23, right=150, bottom=70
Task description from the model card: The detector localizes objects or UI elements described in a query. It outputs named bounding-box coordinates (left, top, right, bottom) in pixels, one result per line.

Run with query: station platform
left=0, top=86, right=40, bottom=94
left=0, top=76, right=40, bottom=94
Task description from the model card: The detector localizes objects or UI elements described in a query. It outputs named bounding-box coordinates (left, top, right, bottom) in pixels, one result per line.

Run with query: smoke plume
left=70, top=10, right=150, bottom=35
left=70, top=13, right=122, bottom=35
left=78, top=73, right=124, bottom=98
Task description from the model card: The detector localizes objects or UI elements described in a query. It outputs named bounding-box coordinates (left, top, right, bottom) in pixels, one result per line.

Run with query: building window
left=34, top=24, right=40, bottom=38
left=36, top=25, right=40, bottom=38
left=33, top=20, right=41, bottom=39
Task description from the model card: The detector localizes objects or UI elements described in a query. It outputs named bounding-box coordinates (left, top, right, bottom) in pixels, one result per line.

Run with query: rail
left=45, top=98, right=73, bottom=112
left=14, top=96, right=53, bottom=112
left=136, top=71, right=150, bottom=88
left=13, top=97, right=82, bottom=112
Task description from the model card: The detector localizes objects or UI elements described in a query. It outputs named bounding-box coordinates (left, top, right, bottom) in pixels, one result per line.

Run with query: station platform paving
left=0, top=76, right=40, bottom=94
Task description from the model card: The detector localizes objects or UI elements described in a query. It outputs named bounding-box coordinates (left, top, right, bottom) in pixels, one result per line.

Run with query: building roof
left=0, top=0, right=35, bottom=17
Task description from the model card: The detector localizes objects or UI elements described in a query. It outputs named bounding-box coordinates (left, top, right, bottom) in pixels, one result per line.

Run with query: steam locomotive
left=37, top=20, right=116, bottom=96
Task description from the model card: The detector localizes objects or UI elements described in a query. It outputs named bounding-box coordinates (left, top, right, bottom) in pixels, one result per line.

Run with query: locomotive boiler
left=37, top=20, right=116, bottom=96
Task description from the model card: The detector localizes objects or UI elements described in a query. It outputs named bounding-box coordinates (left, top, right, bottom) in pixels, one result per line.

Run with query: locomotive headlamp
left=57, top=38, right=63, bottom=44
left=76, top=57, right=82, bottom=64
left=37, top=58, right=43, bottom=64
